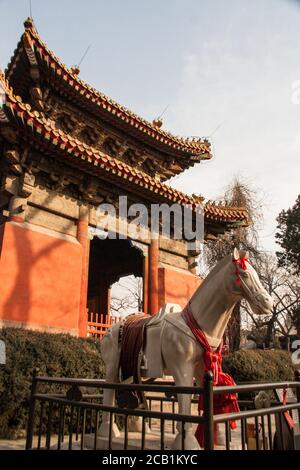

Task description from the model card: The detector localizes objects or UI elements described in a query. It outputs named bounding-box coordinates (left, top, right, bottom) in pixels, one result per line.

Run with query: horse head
left=228, top=248, right=273, bottom=316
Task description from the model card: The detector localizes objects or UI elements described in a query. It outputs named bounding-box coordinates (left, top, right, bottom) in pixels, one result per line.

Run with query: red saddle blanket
left=120, top=314, right=151, bottom=382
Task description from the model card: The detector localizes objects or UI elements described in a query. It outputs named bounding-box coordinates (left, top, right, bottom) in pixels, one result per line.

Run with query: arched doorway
left=86, top=237, right=146, bottom=337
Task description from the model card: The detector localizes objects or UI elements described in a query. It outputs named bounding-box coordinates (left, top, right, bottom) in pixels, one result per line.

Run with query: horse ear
left=233, top=247, right=239, bottom=260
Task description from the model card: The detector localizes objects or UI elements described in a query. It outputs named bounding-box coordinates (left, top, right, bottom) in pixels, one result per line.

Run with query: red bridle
left=233, top=257, right=250, bottom=285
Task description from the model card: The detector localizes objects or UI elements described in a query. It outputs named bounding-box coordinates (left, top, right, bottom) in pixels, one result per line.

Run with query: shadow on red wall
left=0, top=221, right=82, bottom=334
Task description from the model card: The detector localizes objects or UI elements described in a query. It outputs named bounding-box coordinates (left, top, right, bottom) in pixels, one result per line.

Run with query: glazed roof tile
left=5, top=18, right=212, bottom=161
left=0, top=71, right=248, bottom=226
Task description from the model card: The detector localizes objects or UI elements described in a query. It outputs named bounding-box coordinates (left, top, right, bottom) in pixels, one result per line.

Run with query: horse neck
left=189, top=258, right=239, bottom=344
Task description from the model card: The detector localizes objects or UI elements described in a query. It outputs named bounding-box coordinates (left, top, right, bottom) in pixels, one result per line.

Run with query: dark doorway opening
left=87, top=238, right=144, bottom=318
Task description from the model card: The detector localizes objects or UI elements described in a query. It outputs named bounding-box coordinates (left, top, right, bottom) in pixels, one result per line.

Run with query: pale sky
left=1, top=0, right=300, bottom=252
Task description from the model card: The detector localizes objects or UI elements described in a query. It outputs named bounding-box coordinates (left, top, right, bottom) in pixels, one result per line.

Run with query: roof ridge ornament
left=24, top=17, right=34, bottom=31
left=152, top=118, right=163, bottom=129
left=70, top=66, right=80, bottom=77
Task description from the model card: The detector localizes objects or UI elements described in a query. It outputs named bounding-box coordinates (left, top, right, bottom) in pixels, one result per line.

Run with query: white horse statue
left=99, top=248, right=273, bottom=449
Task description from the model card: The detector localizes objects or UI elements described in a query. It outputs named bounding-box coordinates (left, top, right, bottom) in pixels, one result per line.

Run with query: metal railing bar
left=241, top=418, right=246, bottom=450
left=108, top=412, right=113, bottom=451
left=267, top=414, right=273, bottom=451
left=124, top=415, right=128, bottom=450
left=214, top=402, right=300, bottom=423
left=172, top=401, right=175, bottom=434
left=261, top=416, right=267, bottom=450
left=68, top=406, right=74, bottom=450
left=33, top=377, right=205, bottom=394
left=75, top=407, right=80, bottom=441
left=80, top=409, right=86, bottom=450
left=254, top=416, right=259, bottom=450
left=94, top=411, right=99, bottom=450
left=278, top=413, right=284, bottom=449
left=26, top=371, right=300, bottom=452
left=37, top=401, right=44, bottom=449
left=141, top=417, right=146, bottom=450
left=225, top=421, right=230, bottom=450
left=214, top=382, right=300, bottom=395
left=45, top=401, right=53, bottom=450
left=57, top=405, right=64, bottom=450
left=32, top=394, right=206, bottom=424
left=160, top=418, right=165, bottom=450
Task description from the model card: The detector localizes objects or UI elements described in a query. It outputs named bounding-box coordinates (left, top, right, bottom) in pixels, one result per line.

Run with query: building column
left=100, top=278, right=111, bottom=317
left=148, top=239, right=159, bottom=315
left=77, top=205, right=90, bottom=337
left=106, top=285, right=111, bottom=318
left=143, top=253, right=149, bottom=314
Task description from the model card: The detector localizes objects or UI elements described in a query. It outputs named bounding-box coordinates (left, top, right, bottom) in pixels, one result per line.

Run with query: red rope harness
left=182, top=305, right=240, bottom=447
left=233, top=257, right=249, bottom=285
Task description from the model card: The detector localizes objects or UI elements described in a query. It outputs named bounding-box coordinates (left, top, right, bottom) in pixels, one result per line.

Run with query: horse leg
left=98, top=365, right=120, bottom=438
left=171, top=365, right=201, bottom=450
left=161, top=323, right=201, bottom=450
left=99, top=330, right=120, bottom=439
left=195, top=369, right=225, bottom=447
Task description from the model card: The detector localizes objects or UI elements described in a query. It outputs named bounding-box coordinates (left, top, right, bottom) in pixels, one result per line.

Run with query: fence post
left=295, top=370, right=300, bottom=425
left=203, top=371, right=214, bottom=450
left=25, top=367, right=39, bottom=450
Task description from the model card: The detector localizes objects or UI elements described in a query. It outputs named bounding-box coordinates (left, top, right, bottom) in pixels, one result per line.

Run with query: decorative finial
left=152, top=118, right=163, bottom=129
left=24, top=17, right=34, bottom=30
left=70, top=66, right=80, bottom=76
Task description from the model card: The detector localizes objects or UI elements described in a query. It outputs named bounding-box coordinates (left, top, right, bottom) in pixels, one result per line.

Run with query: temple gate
left=0, top=19, right=248, bottom=337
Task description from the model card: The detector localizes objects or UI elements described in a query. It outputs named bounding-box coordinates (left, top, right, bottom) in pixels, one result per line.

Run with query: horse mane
left=189, top=254, right=232, bottom=303
left=203, top=253, right=232, bottom=282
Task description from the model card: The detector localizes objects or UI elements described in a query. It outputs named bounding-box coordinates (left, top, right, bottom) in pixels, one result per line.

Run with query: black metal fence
left=25, top=370, right=300, bottom=451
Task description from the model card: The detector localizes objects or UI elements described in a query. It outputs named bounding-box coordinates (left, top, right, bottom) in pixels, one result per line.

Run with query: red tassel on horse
left=182, top=306, right=240, bottom=448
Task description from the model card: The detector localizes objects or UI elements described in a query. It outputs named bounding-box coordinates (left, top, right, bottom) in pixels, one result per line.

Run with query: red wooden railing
left=87, top=311, right=119, bottom=339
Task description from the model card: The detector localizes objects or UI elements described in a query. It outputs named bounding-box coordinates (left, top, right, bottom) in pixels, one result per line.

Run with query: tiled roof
left=0, top=71, right=248, bottom=226
left=6, top=18, right=212, bottom=161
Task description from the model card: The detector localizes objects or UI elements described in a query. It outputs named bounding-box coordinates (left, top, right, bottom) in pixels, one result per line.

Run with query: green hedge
left=0, top=328, right=105, bottom=439
left=222, top=349, right=296, bottom=383
left=0, top=328, right=298, bottom=439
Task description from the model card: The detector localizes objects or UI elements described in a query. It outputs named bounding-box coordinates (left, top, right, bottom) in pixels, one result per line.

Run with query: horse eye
left=241, top=271, right=249, bottom=277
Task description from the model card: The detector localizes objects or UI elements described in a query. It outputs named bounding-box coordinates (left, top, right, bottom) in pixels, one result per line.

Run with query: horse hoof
left=215, top=427, right=226, bottom=446
left=128, top=416, right=151, bottom=434
left=99, top=422, right=120, bottom=438
left=172, top=432, right=201, bottom=450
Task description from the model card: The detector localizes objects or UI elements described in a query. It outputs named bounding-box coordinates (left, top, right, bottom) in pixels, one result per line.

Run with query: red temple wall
left=0, top=220, right=201, bottom=334
left=158, top=266, right=202, bottom=309
left=0, top=221, right=82, bottom=335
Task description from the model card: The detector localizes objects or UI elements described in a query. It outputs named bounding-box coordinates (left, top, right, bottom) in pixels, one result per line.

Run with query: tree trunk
left=264, top=320, right=274, bottom=348
left=264, top=309, right=277, bottom=348
left=227, top=302, right=241, bottom=352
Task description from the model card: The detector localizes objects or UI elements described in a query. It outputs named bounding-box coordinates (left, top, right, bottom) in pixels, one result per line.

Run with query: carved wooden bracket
left=103, top=137, right=121, bottom=157
left=19, top=171, right=36, bottom=198
left=30, top=86, right=44, bottom=111
left=56, top=112, right=77, bottom=133
left=3, top=148, right=23, bottom=175
left=79, top=177, right=105, bottom=204
left=79, top=126, right=99, bottom=146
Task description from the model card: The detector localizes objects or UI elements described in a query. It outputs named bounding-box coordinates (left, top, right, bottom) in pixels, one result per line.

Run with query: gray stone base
left=83, top=430, right=176, bottom=450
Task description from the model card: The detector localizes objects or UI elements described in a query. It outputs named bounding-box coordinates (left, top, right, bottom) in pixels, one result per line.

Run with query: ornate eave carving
left=42, top=93, right=185, bottom=182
